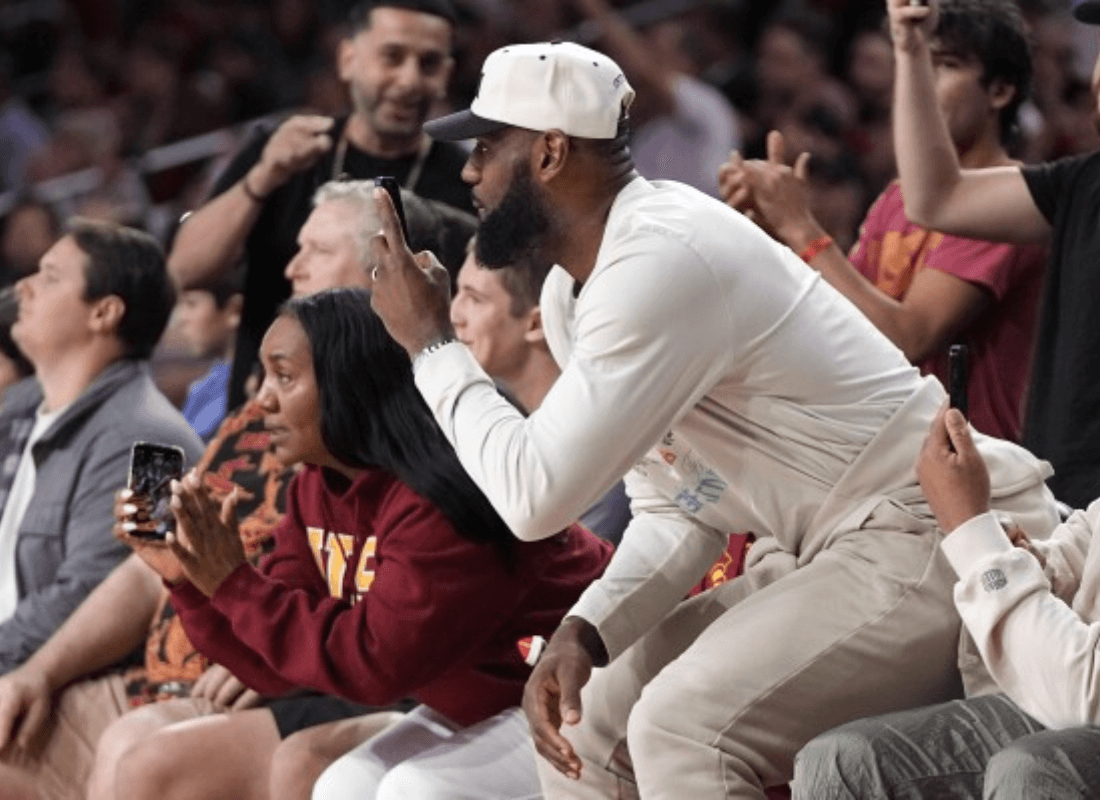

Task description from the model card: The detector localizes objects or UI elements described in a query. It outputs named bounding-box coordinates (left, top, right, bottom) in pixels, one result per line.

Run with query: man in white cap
left=367, top=40, right=1061, bottom=797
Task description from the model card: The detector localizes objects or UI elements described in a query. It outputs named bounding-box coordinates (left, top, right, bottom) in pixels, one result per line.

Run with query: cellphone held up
left=127, top=442, right=185, bottom=539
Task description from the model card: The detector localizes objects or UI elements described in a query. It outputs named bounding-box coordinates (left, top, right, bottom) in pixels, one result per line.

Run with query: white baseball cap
left=424, top=41, right=635, bottom=141
left=1074, top=0, right=1100, bottom=24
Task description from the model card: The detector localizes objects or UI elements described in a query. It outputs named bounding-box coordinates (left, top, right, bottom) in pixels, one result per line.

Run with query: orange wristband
left=799, top=235, right=833, bottom=263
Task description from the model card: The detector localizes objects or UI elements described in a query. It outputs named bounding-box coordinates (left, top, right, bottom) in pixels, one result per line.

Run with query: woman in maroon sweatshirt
left=115, top=288, right=611, bottom=800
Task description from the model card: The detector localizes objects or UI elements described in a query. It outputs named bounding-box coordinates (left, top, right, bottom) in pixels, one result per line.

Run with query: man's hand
left=720, top=131, right=823, bottom=253
left=191, top=664, right=262, bottom=711
left=368, top=187, right=453, bottom=357
left=247, top=115, right=335, bottom=198
left=917, top=404, right=991, bottom=533
left=522, top=617, right=602, bottom=780
left=0, top=668, right=53, bottom=753
left=166, top=470, right=247, bottom=597
left=885, top=0, right=938, bottom=54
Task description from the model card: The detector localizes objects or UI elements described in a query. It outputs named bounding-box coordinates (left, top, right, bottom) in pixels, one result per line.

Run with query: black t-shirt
left=210, top=116, right=473, bottom=408
left=1021, top=151, right=1100, bottom=508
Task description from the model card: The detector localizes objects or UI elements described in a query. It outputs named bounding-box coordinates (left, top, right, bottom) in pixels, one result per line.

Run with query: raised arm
left=167, top=115, right=335, bottom=290
left=888, top=0, right=1047, bottom=241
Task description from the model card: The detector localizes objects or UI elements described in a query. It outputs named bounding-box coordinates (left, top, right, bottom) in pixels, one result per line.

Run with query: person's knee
left=312, top=752, right=384, bottom=800
left=984, top=738, right=1081, bottom=800
left=791, top=724, right=883, bottom=799
left=92, top=709, right=173, bottom=800
left=112, top=737, right=181, bottom=800
left=374, top=761, right=448, bottom=800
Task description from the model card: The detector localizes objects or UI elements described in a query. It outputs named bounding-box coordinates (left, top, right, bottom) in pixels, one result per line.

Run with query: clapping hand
left=166, top=469, right=246, bottom=597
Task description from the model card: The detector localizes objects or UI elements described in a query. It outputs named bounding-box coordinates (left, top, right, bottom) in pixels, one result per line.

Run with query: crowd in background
left=3, top=0, right=1099, bottom=270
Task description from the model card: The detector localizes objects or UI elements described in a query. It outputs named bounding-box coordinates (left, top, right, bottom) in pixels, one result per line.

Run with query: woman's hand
left=191, top=663, right=262, bottom=711
left=167, top=469, right=246, bottom=597
left=114, top=488, right=187, bottom=585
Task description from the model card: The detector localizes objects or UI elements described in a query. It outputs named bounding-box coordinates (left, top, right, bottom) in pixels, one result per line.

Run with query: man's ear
left=523, top=306, right=546, bottom=345
left=532, top=131, right=570, bottom=183
left=987, top=78, right=1016, bottom=113
left=226, top=293, right=244, bottom=331
left=90, top=295, right=125, bottom=335
left=337, top=37, right=355, bottom=83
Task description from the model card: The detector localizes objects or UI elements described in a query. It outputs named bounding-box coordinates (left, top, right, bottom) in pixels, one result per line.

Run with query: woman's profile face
left=257, top=315, right=328, bottom=467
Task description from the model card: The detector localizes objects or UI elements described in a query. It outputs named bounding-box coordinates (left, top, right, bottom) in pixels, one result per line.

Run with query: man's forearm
left=167, top=175, right=265, bottom=290
left=26, top=555, right=162, bottom=691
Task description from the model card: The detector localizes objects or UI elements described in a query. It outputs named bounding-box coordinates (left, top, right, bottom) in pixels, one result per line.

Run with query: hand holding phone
left=126, top=442, right=185, bottom=539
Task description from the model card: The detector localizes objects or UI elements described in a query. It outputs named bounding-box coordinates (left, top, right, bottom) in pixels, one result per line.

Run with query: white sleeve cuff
left=940, top=511, right=1014, bottom=578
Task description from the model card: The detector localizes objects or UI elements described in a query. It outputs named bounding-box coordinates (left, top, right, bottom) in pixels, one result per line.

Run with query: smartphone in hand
left=375, top=176, right=409, bottom=243
left=948, top=343, right=969, bottom=419
left=128, top=442, right=185, bottom=539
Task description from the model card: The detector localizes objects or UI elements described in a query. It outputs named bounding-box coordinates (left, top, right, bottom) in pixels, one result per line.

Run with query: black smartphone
left=375, top=176, right=409, bottom=242
left=128, top=442, right=185, bottom=539
left=948, top=343, right=969, bottom=419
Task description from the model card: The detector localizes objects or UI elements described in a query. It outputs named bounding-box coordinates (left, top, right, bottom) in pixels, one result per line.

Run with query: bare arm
left=27, top=554, right=162, bottom=691
left=888, top=0, right=1048, bottom=242
left=722, top=131, right=991, bottom=362
left=167, top=115, right=335, bottom=290
left=0, top=554, right=163, bottom=750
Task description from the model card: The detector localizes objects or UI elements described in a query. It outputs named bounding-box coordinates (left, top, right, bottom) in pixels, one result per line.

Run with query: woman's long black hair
left=281, top=288, right=517, bottom=567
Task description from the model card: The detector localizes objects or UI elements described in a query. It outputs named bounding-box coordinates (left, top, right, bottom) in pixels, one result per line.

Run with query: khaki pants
left=538, top=485, right=1059, bottom=800
left=1, top=673, right=130, bottom=800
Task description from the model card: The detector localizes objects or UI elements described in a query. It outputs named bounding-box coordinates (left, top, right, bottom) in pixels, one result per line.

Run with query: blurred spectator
left=846, top=25, right=897, bottom=197
left=0, top=63, right=50, bottom=193
left=749, top=9, right=858, bottom=154
left=1020, top=7, right=1100, bottom=161
left=167, top=0, right=473, bottom=411
left=0, top=198, right=60, bottom=287
left=0, top=288, right=33, bottom=405
left=568, top=0, right=742, bottom=196
left=175, top=270, right=243, bottom=441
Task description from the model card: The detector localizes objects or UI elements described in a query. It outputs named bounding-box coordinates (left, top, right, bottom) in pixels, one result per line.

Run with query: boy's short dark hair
left=69, top=219, right=176, bottom=360
left=934, top=0, right=1032, bottom=146
left=347, top=0, right=457, bottom=33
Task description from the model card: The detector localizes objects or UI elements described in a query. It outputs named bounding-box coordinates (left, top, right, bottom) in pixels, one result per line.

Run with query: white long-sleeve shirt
left=942, top=503, right=1100, bottom=729
left=415, top=177, right=1053, bottom=660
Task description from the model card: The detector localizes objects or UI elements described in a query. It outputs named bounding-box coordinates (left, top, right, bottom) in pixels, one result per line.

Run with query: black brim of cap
left=423, top=109, right=508, bottom=141
left=1075, top=1, right=1100, bottom=24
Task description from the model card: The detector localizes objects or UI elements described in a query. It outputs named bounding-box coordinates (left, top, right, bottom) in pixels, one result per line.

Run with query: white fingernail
left=120, top=488, right=133, bottom=499
left=122, top=521, right=137, bottom=532
left=123, top=503, right=138, bottom=515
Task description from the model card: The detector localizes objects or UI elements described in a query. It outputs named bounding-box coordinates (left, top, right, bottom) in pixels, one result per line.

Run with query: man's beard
left=476, top=164, right=557, bottom=271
